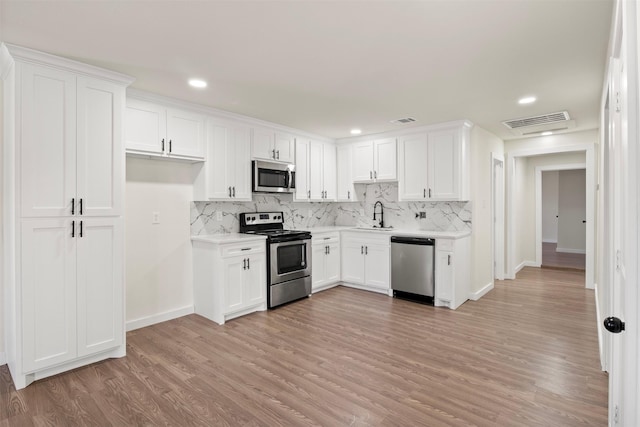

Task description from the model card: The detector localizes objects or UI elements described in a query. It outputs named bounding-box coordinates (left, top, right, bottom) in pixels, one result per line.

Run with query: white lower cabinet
left=434, top=237, right=471, bottom=309
left=341, top=232, right=390, bottom=293
left=21, top=217, right=124, bottom=374
left=193, top=239, right=267, bottom=325
left=311, top=232, right=341, bottom=292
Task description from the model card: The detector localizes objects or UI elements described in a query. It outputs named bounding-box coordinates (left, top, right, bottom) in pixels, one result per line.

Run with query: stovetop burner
left=239, top=212, right=311, bottom=242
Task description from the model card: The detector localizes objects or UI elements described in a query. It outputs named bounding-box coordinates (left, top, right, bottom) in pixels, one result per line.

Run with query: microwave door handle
left=288, top=169, right=293, bottom=190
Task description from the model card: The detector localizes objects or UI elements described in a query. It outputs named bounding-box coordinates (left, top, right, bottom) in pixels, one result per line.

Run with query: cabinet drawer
left=221, top=242, right=265, bottom=258
left=436, top=239, right=454, bottom=251
left=312, top=232, right=340, bottom=244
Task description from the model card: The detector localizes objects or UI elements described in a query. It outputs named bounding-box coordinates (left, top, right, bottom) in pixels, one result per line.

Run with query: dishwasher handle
left=391, top=236, right=435, bottom=246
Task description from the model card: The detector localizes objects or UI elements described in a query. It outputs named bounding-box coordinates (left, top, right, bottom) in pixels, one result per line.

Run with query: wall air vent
left=502, top=111, right=570, bottom=129
left=502, top=111, right=574, bottom=136
left=390, top=117, right=417, bottom=124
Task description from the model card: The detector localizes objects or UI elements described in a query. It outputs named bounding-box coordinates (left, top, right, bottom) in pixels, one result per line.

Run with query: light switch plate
left=152, top=211, right=160, bottom=224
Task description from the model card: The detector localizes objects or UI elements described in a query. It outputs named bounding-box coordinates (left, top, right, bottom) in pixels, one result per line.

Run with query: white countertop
left=191, top=233, right=267, bottom=244
left=301, top=226, right=471, bottom=239
left=192, top=227, right=471, bottom=243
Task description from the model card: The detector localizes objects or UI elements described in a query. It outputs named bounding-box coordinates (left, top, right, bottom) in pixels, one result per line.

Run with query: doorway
left=538, top=167, right=586, bottom=270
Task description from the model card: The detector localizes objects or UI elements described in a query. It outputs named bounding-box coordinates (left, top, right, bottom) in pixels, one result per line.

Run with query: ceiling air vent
left=502, top=111, right=574, bottom=136
left=390, top=117, right=417, bottom=124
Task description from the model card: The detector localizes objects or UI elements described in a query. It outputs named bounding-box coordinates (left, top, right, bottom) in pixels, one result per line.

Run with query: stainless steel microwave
left=252, top=160, right=296, bottom=193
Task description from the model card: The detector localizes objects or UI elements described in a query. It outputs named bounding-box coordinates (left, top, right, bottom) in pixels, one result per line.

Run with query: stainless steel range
left=239, top=212, right=311, bottom=308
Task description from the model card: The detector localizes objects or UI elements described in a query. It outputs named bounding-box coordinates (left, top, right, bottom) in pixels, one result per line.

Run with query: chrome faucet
left=373, top=201, right=384, bottom=228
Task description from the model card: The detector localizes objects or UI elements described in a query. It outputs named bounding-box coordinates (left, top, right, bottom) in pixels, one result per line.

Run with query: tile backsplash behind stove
left=191, top=183, right=472, bottom=235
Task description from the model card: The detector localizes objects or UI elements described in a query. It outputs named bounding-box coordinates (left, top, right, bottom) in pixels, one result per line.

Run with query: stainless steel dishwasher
left=391, top=236, right=435, bottom=305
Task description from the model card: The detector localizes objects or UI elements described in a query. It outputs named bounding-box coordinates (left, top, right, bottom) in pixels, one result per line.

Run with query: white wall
left=125, top=158, right=195, bottom=330
left=514, top=157, right=530, bottom=269
left=470, top=126, right=504, bottom=294
left=542, top=171, right=559, bottom=243
left=0, top=68, right=5, bottom=364
left=557, top=169, right=586, bottom=252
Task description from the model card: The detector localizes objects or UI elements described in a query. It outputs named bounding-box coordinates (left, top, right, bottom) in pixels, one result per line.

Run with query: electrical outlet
left=419, top=211, right=426, bottom=219
left=216, top=211, right=223, bottom=221
left=152, top=211, right=160, bottom=224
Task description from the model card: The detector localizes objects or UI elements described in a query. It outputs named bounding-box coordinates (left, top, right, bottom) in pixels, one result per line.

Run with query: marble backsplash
left=191, top=183, right=472, bottom=235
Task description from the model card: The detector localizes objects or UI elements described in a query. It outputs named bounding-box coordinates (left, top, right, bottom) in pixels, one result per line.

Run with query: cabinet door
left=77, top=217, right=123, bottom=357
left=125, top=98, right=165, bottom=155
left=274, top=132, right=295, bottom=163
left=224, top=256, right=246, bottom=313
left=252, top=127, right=275, bottom=160
left=295, top=138, right=310, bottom=200
left=21, top=219, right=77, bottom=372
left=76, top=77, right=124, bottom=217
left=435, top=250, right=454, bottom=302
left=364, top=244, right=390, bottom=290
left=244, top=254, right=266, bottom=307
left=206, top=120, right=232, bottom=199
left=312, top=244, right=327, bottom=291
left=20, top=63, right=77, bottom=218
left=231, top=126, right=252, bottom=201
left=323, top=143, right=337, bottom=201
left=352, top=141, right=374, bottom=182
left=374, top=138, right=397, bottom=181
left=336, top=144, right=356, bottom=201
left=325, top=242, right=341, bottom=284
left=428, top=130, right=459, bottom=200
left=166, top=108, right=205, bottom=159
left=308, top=141, right=324, bottom=200
left=341, top=239, right=365, bottom=285
left=398, top=133, right=428, bottom=201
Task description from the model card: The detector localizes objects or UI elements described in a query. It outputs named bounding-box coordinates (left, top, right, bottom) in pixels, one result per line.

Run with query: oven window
left=277, top=244, right=306, bottom=274
left=258, top=168, right=289, bottom=188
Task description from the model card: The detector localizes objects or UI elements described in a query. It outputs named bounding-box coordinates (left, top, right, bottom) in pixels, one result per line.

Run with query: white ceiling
left=0, top=0, right=613, bottom=140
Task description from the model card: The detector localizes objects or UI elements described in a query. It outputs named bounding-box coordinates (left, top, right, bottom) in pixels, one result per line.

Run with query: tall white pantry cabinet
left=1, top=44, right=134, bottom=389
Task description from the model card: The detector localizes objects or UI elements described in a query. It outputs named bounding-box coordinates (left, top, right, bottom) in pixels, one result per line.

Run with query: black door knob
left=604, top=317, right=625, bottom=333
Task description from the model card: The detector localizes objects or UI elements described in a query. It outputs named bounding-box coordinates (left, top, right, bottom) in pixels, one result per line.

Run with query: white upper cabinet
left=125, top=97, right=205, bottom=161
left=336, top=144, right=357, bottom=202
left=202, top=118, right=252, bottom=201
left=398, top=121, right=471, bottom=201
left=295, top=138, right=336, bottom=202
left=352, top=138, right=397, bottom=183
left=252, top=127, right=295, bottom=163
left=20, top=64, right=123, bottom=218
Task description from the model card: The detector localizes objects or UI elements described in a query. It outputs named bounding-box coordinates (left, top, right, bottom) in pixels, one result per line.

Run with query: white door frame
left=505, top=143, right=596, bottom=289
left=535, top=164, right=586, bottom=267
left=491, top=153, right=505, bottom=281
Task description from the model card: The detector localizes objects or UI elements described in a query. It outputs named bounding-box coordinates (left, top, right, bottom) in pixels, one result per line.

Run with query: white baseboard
left=126, top=305, right=194, bottom=332
left=515, top=260, right=539, bottom=274
left=556, top=247, right=586, bottom=254
left=469, top=282, right=494, bottom=301
left=542, top=239, right=558, bottom=244
left=0, top=352, right=6, bottom=365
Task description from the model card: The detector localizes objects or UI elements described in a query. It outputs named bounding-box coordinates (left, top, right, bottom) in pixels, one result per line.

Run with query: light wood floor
left=542, top=242, right=586, bottom=270
left=0, top=267, right=607, bottom=426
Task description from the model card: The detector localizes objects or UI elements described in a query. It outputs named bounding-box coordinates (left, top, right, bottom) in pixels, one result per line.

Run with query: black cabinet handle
left=71, top=198, right=75, bottom=215
left=71, top=220, right=75, bottom=238
left=272, top=149, right=276, bottom=159
left=374, top=171, right=377, bottom=179
left=232, top=187, right=236, bottom=197
left=347, top=191, right=350, bottom=200
left=429, top=188, right=432, bottom=198
left=423, top=189, right=426, bottom=198
left=327, top=246, right=330, bottom=255
left=247, top=258, right=250, bottom=269
left=243, top=259, right=247, bottom=270
left=276, top=150, right=280, bottom=159
left=79, top=220, right=83, bottom=238
left=448, top=254, right=451, bottom=265
left=162, top=138, right=165, bottom=151
left=169, top=140, right=172, bottom=153
left=228, top=187, right=232, bottom=197
left=361, top=246, right=364, bottom=254
left=79, top=198, right=83, bottom=215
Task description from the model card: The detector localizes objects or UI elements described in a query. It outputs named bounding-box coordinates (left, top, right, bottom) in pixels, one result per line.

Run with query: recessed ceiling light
left=541, top=131, right=553, bottom=136
left=518, top=96, right=537, bottom=105
left=350, top=129, right=362, bottom=135
left=188, top=79, right=207, bottom=89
